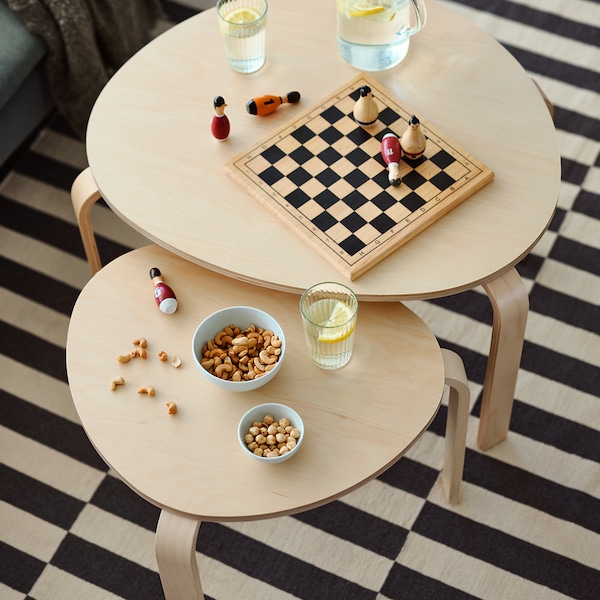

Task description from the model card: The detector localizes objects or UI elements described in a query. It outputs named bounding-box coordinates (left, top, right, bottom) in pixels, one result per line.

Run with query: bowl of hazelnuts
left=238, top=403, right=304, bottom=463
left=192, top=306, right=286, bottom=392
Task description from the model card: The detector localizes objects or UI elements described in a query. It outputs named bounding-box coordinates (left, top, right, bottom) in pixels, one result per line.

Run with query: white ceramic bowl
left=238, top=402, right=304, bottom=463
left=192, top=306, right=285, bottom=392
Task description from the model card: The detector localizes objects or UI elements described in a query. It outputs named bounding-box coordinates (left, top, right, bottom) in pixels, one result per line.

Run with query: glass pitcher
left=337, top=0, right=427, bottom=71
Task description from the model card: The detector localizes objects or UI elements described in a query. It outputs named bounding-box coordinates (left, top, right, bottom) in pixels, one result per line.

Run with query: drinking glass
left=300, top=282, right=358, bottom=370
left=217, top=0, right=268, bottom=73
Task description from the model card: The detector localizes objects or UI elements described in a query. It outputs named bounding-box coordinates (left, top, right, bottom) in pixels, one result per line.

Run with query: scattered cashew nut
left=158, top=350, right=168, bottom=362
left=131, top=347, right=147, bottom=359
left=172, top=355, right=182, bottom=368
left=133, top=337, right=147, bottom=348
left=109, top=376, right=125, bottom=390
left=165, top=402, right=177, bottom=414
left=116, top=353, right=131, bottom=364
left=137, top=385, right=155, bottom=396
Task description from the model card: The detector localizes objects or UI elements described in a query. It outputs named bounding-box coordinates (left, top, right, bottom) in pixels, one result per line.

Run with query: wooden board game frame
left=226, top=74, right=494, bottom=280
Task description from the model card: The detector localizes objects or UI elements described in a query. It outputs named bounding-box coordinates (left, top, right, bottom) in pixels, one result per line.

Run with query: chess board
left=226, top=74, right=494, bottom=280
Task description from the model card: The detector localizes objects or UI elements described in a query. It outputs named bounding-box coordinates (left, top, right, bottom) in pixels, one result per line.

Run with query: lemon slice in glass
left=348, top=3, right=386, bottom=18
left=318, top=300, right=356, bottom=343
left=225, top=6, right=261, bottom=24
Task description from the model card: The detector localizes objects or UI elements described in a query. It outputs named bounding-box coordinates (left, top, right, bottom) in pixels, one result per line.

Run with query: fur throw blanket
left=7, top=0, right=163, bottom=138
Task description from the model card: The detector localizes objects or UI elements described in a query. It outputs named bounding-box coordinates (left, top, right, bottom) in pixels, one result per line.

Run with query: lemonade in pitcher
left=337, top=0, right=425, bottom=71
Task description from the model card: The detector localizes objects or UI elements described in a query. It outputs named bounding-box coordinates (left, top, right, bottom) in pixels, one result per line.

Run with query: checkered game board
left=226, top=74, right=494, bottom=280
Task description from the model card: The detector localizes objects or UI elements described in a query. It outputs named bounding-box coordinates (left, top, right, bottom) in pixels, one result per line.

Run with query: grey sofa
left=0, top=0, right=54, bottom=168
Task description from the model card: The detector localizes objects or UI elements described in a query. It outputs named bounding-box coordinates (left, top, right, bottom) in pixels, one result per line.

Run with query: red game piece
left=211, top=96, right=230, bottom=141
left=150, top=267, right=178, bottom=314
left=381, top=133, right=402, bottom=186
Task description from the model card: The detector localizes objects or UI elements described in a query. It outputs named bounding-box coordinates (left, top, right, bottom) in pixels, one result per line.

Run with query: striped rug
left=1, top=1, right=599, bottom=598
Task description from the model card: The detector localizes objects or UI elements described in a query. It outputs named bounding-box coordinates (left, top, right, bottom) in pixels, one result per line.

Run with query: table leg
left=479, top=267, right=529, bottom=451
left=441, top=349, right=470, bottom=505
left=71, top=167, right=103, bottom=276
left=155, top=509, right=204, bottom=600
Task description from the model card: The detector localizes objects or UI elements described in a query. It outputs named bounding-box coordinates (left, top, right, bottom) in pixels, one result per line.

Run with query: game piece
left=353, top=85, right=378, bottom=126
left=211, top=96, right=230, bottom=141
left=150, top=267, right=178, bottom=314
left=246, top=91, right=301, bottom=116
left=381, top=133, right=402, bottom=186
left=226, top=74, right=494, bottom=280
left=400, top=114, right=427, bottom=160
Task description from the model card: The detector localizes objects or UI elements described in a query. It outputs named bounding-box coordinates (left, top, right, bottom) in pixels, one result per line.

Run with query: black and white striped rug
left=1, top=1, right=599, bottom=598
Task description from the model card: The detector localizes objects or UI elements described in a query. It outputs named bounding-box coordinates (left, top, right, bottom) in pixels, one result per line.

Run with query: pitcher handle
left=397, top=0, right=427, bottom=39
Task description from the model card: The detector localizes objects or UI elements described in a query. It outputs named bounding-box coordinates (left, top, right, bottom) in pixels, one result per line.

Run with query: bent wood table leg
left=479, top=268, right=529, bottom=451
left=71, top=167, right=102, bottom=275
left=441, top=349, right=470, bottom=505
left=156, top=509, right=204, bottom=600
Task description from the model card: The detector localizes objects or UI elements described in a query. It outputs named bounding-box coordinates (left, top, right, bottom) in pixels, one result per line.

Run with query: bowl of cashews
left=192, top=306, right=286, bottom=391
left=238, top=402, right=304, bottom=462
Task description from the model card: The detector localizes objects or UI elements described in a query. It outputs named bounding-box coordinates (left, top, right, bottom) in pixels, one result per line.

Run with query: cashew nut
left=131, top=347, right=147, bottom=359
left=209, top=348, right=226, bottom=358
left=259, top=350, right=277, bottom=365
left=213, top=332, right=225, bottom=344
left=137, top=385, right=155, bottom=396
left=158, top=351, right=168, bottom=361
left=214, top=363, right=233, bottom=378
left=172, top=355, right=182, bottom=368
left=116, top=353, right=131, bottom=363
left=165, top=402, right=177, bottom=414
left=109, top=376, right=125, bottom=390
left=133, top=337, right=147, bottom=348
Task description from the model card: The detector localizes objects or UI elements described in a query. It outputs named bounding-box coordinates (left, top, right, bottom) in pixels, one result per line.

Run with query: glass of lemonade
left=217, top=0, right=268, bottom=73
left=337, top=0, right=427, bottom=71
left=300, top=282, right=359, bottom=370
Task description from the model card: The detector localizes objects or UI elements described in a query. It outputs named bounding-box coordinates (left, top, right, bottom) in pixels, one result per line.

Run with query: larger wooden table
left=66, top=245, right=449, bottom=600
left=79, top=0, right=560, bottom=449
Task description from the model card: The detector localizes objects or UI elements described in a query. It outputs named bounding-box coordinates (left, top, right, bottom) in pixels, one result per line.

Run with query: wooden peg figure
left=400, top=115, right=426, bottom=160
left=381, top=133, right=402, bottom=186
left=211, top=96, right=230, bottom=141
left=246, top=91, right=301, bottom=116
left=354, top=85, right=379, bottom=127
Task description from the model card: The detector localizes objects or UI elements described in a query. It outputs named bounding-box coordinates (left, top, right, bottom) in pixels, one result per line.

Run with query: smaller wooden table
left=66, top=245, right=449, bottom=599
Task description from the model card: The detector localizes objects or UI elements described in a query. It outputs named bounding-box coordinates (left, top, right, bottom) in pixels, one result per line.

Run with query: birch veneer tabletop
left=85, top=0, right=559, bottom=299
left=66, top=245, right=444, bottom=519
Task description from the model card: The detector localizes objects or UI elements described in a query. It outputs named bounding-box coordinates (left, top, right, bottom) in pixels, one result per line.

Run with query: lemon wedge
left=317, top=300, right=356, bottom=343
left=337, top=0, right=387, bottom=19
left=224, top=6, right=261, bottom=24
left=349, top=5, right=386, bottom=18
